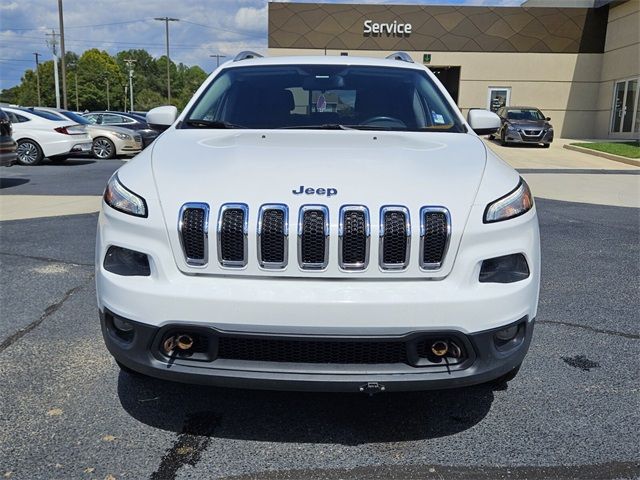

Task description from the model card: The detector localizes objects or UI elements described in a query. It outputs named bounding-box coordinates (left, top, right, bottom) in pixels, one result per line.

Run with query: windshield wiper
left=279, top=124, right=354, bottom=130
left=183, top=119, right=245, bottom=129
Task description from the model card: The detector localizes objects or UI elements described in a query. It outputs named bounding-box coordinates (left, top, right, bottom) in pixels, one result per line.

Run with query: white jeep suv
left=97, top=52, right=540, bottom=393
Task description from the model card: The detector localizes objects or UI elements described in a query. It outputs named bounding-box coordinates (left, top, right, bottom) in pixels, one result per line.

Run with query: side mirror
left=545, top=117, right=551, bottom=121
left=147, top=106, right=178, bottom=131
left=467, top=109, right=501, bottom=135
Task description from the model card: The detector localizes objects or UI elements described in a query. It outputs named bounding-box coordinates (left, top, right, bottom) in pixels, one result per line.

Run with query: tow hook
left=359, top=382, right=386, bottom=395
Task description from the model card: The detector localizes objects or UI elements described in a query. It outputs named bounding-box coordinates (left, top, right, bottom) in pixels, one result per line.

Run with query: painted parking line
left=0, top=195, right=102, bottom=221
left=522, top=174, right=640, bottom=209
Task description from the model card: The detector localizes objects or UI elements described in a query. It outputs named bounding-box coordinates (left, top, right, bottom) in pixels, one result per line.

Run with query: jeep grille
left=178, top=203, right=451, bottom=272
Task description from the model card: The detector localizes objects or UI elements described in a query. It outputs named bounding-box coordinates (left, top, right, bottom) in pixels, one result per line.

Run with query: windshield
left=506, top=109, right=545, bottom=121
left=183, top=65, right=464, bottom=132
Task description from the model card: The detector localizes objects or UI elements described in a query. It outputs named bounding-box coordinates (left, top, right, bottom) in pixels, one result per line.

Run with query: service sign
left=363, top=20, right=412, bottom=36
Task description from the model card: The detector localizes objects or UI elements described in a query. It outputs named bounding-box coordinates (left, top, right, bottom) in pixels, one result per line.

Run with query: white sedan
left=2, top=107, right=92, bottom=165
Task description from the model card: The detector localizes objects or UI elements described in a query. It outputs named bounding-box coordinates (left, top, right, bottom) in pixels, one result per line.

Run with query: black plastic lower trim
left=100, top=310, right=533, bottom=392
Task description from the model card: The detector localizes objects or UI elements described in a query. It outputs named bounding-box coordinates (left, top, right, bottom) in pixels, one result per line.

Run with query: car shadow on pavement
left=485, top=138, right=546, bottom=149
left=0, top=177, right=29, bottom=189
left=117, top=372, right=497, bottom=445
left=46, top=159, right=97, bottom=166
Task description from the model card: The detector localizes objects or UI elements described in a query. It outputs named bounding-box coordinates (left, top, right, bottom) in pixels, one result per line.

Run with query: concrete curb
left=563, top=144, right=640, bottom=167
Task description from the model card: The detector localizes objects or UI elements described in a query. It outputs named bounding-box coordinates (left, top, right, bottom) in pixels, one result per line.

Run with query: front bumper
left=96, top=191, right=540, bottom=391
left=115, top=139, right=142, bottom=156
left=101, top=310, right=534, bottom=392
left=505, top=129, right=553, bottom=144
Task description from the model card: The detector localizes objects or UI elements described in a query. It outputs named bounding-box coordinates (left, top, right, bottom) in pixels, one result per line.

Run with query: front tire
left=500, top=130, right=508, bottom=147
left=93, top=137, right=116, bottom=159
left=16, top=139, right=44, bottom=166
left=542, top=143, right=550, bottom=148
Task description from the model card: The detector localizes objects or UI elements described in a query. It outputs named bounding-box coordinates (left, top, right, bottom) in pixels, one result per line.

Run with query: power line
left=5, top=19, right=150, bottom=32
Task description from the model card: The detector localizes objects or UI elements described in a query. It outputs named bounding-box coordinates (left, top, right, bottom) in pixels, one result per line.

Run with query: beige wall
left=269, top=47, right=604, bottom=138
left=595, top=0, right=640, bottom=139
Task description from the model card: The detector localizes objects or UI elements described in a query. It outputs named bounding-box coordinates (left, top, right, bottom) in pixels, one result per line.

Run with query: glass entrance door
left=611, top=78, right=639, bottom=135
left=488, top=87, right=510, bottom=113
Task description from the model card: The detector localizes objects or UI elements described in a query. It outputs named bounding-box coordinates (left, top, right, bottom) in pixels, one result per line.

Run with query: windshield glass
left=184, top=65, right=464, bottom=132
left=506, top=109, right=545, bottom=121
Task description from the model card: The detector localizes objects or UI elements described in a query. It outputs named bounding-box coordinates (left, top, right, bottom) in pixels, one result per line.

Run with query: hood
left=151, top=129, right=488, bottom=278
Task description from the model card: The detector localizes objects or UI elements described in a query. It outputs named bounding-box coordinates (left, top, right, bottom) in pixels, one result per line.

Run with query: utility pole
left=33, top=52, right=41, bottom=106
left=106, top=78, right=110, bottom=110
left=57, top=0, right=67, bottom=109
left=154, top=17, right=179, bottom=103
left=123, top=58, right=136, bottom=112
left=124, top=85, right=127, bottom=112
left=68, top=62, right=78, bottom=111
left=46, top=30, right=60, bottom=108
left=210, top=54, right=226, bottom=68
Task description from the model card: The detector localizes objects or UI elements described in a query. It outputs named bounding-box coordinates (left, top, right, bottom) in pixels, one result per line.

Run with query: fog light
left=495, top=325, right=518, bottom=341
left=104, top=246, right=150, bottom=276
left=112, top=315, right=134, bottom=333
left=479, top=253, right=529, bottom=283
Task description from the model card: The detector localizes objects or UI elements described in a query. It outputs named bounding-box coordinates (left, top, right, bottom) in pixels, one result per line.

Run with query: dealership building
left=268, top=0, right=640, bottom=140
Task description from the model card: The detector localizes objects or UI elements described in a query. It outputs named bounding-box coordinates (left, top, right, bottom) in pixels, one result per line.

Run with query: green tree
left=77, top=49, right=125, bottom=111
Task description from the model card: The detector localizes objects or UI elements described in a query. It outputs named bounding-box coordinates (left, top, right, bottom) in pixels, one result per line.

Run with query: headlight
left=484, top=178, right=533, bottom=223
left=104, top=173, right=147, bottom=218
left=115, top=132, right=132, bottom=140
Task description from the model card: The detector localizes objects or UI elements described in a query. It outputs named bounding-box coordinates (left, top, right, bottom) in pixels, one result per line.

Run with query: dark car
left=81, top=111, right=159, bottom=148
left=492, top=106, right=554, bottom=148
left=0, top=107, right=18, bottom=167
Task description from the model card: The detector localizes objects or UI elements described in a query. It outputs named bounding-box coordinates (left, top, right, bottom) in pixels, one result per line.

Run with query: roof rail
left=234, top=51, right=263, bottom=62
left=385, top=52, right=414, bottom=63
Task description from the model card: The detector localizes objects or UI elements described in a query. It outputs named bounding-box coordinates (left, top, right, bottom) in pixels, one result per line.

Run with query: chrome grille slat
left=420, top=206, right=451, bottom=270
left=258, top=204, right=288, bottom=269
left=178, top=203, right=210, bottom=267
left=298, top=205, right=329, bottom=270
left=217, top=203, right=248, bottom=267
left=339, top=205, right=370, bottom=271
left=379, top=206, right=411, bottom=270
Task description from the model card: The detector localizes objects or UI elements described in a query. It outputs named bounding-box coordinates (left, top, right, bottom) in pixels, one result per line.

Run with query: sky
left=0, top=0, right=527, bottom=91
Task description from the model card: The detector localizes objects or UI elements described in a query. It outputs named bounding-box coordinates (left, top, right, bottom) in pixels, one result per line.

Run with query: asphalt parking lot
left=1, top=149, right=639, bottom=480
